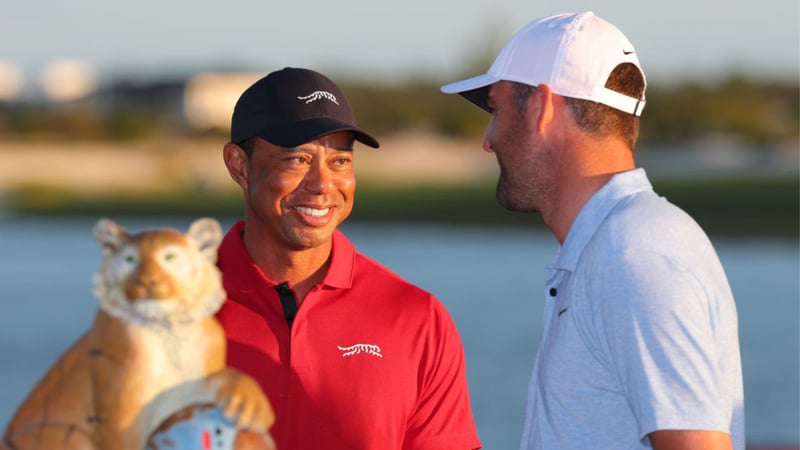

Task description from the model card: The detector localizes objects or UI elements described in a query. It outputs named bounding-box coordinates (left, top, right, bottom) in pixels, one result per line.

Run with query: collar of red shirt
left=217, top=220, right=355, bottom=293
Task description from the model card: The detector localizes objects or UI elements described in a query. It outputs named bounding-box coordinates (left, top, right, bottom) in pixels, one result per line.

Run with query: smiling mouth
left=294, top=206, right=331, bottom=217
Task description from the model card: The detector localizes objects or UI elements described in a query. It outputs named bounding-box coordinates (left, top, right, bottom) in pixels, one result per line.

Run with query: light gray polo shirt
left=520, top=168, right=745, bottom=450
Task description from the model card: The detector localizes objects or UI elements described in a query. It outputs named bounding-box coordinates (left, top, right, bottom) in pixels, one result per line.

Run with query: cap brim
left=260, top=117, right=380, bottom=149
left=440, top=73, right=499, bottom=112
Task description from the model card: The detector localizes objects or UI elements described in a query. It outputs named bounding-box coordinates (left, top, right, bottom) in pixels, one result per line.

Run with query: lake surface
left=0, top=216, right=797, bottom=448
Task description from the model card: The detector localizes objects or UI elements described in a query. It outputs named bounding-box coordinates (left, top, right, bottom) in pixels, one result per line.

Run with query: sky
left=1, top=0, right=798, bottom=92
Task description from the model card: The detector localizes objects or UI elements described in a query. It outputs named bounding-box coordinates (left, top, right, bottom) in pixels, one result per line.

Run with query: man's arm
left=649, top=430, right=733, bottom=450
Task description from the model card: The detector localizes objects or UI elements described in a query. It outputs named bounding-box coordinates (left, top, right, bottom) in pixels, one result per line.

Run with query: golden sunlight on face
left=245, top=132, right=356, bottom=251
left=482, top=81, right=554, bottom=214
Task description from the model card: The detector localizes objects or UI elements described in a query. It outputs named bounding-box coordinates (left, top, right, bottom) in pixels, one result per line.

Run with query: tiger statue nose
left=126, top=273, right=175, bottom=300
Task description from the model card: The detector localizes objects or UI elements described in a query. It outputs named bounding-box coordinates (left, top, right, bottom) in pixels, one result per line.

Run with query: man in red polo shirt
left=216, top=67, right=481, bottom=450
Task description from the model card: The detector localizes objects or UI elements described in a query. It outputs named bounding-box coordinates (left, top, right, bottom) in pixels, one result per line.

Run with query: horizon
left=1, top=0, right=797, bottom=97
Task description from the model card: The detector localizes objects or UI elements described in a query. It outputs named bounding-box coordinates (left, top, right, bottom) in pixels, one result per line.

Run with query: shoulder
left=576, top=189, right=732, bottom=314
left=350, top=250, right=460, bottom=325
left=586, top=189, right=719, bottom=271
left=611, top=189, right=706, bottom=243
left=352, top=251, right=433, bottom=298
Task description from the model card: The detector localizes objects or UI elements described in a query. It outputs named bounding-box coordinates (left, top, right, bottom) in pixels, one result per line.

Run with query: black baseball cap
left=230, top=67, right=380, bottom=148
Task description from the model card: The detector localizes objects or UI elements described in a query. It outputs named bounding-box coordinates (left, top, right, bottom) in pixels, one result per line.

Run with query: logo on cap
left=298, top=90, right=339, bottom=105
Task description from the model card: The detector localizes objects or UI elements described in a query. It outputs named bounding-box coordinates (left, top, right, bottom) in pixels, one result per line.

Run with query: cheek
left=249, top=171, right=296, bottom=202
left=338, top=174, right=356, bottom=197
left=486, top=114, right=516, bottom=147
left=240, top=159, right=287, bottom=215
left=484, top=117, right=498, bottom=141
left=335, top=174, right=356, bottom=217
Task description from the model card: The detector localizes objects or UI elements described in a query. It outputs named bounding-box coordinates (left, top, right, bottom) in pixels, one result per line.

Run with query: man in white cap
left=441, top=11, right=744, bottom=450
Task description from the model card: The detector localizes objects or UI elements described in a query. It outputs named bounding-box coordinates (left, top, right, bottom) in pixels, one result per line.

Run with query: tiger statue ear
left=94, top=218, right=129, bottom=256
left=186, top=217, right=223, bottom=262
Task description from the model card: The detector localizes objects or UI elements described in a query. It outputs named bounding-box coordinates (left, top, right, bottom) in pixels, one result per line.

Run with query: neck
left=242, top=229, right=332, bottom=303
left=546, top=135, right=635, bottom=244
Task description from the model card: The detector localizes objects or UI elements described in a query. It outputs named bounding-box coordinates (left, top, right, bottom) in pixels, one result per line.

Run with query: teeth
left=295, top=206, right=330, bottom=217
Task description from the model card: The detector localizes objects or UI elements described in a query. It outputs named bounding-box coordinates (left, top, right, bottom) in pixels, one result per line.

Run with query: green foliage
left=652, top=175, right=799, bottom=237
left=8, top=175, right=797, bottom=238
left=343, top=75, right=799, bottom=147
left=643, top=76, right=799, bottom=145
left=0, top=74, right=795, bottom=146
left=0, top=104, right=108, bottom=140
left=340, top=81, right=488, bottom=138
left=0, top=103, right=166, bottom=141
left=105, top=107, right=165, bottom=140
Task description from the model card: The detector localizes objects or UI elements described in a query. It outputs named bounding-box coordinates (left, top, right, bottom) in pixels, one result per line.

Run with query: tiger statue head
left=92, top=217, right=226, bottom=329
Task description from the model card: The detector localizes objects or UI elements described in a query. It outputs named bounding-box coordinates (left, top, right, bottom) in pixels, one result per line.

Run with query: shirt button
left=549, top=288, right=557, bottom=297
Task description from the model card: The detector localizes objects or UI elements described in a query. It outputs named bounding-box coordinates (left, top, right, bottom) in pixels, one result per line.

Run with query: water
left=0, top=216, right=797, bottom=448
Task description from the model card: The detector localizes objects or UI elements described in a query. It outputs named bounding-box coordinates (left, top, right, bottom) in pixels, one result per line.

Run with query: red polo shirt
left=215, top=221, right=481, bottom=450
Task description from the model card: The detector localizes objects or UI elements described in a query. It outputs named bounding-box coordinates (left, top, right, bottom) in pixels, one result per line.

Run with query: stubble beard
left=496, top=172, right=544, bottom=213
left=494, top=145, right=550, bottom=214
left=495, top=172, right=520, bottom=211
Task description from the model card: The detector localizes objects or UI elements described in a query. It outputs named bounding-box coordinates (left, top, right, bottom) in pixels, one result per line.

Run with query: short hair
left=237, top=137, right=256, bottom=158
left=511, top=82, right=537, bottom=113
left=563, top=63, right=645, bottom=148
left=508, top=64, right=644, bottom=148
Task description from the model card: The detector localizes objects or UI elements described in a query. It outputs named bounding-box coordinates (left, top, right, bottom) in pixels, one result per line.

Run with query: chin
left=289, top=227, right=336, bottom=250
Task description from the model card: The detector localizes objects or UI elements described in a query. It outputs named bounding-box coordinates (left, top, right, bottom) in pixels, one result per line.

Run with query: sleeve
left=594, top=249, right=733, bottom=439
left=402, top=295, right=482, bottom=450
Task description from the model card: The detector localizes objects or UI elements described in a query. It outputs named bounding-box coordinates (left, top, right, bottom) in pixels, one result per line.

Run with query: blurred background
left=0, top=0, right=797, bottom=449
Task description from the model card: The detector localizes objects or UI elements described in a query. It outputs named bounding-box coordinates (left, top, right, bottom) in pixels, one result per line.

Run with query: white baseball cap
left=441, top=11, right=647, bottom=116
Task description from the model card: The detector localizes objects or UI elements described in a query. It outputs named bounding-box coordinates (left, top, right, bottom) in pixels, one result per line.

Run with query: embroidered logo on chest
left=337, top=344, right=383, bottom=358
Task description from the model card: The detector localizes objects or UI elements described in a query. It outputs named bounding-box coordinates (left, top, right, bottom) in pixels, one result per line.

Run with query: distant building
left=88, top=76, right=188, bottom=133
left=39, top=59, right=97, bottom=102
left=183, top=72, right=262, bottom=132
left=0, top=60, right=24, bottom=101
left=6, top=70, right=265, bottom=136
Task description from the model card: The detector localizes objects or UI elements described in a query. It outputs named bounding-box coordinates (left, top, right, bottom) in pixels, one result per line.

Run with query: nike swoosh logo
left=558, top=307, right=568, bottom=317
left=623, top=49, right=635, bottom=55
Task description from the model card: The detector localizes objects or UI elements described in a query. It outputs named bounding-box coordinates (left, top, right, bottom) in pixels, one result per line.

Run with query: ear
left=531, top=84, right=555, bottom=133
left=94, top=218, right=128, bottom=255
left=187, top=217, right=223, bottom=262
left=223, top=142, right=250, bottom=191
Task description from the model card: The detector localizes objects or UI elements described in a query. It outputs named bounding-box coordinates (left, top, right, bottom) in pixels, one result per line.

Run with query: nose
left=127, top=260, right=174, bottom=300
left=482, top=133, right=494, bottom=153
left=303, top=158, right=333, bottom=194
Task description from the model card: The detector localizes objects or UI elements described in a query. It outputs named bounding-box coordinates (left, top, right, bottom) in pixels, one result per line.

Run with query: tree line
left=1, top=75, right=796, bottom=147
left=341, top=75, right=798, bottom=147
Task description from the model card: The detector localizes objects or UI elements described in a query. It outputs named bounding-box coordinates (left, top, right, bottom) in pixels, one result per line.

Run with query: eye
left=160, top=248, right=184, bottom=264
left=120, top=248, right=138, bottom=264
left=331, top=156, right=352, bottom=167
left=115, top=248, right=139, bottom=273
left=287, top=155, right=310, bottom=165
left=158, top=245, right=189, bottom=271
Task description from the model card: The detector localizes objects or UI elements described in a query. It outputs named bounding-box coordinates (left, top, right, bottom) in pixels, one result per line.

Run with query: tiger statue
left=1, top=218, right=275, bottom=450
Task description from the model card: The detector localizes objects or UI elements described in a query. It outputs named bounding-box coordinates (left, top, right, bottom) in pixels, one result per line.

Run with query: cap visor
left=260, top=117, right=380, bottom=149
left=440, top=73, right=498, bottom=94
left=441, top=74, right=498, bottom=112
